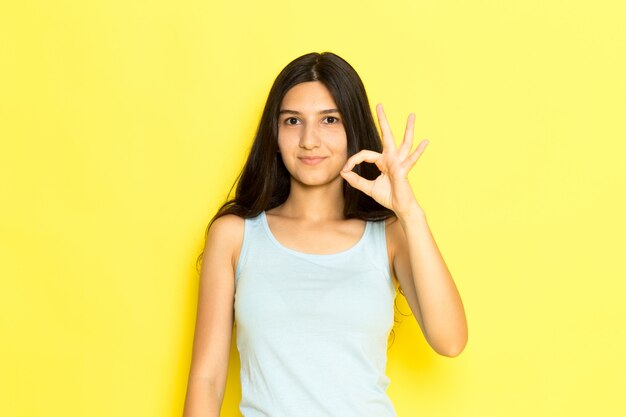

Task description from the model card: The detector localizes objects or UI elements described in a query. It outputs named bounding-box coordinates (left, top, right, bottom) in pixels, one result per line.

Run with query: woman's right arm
left=183, top=214, right=244, bottom=417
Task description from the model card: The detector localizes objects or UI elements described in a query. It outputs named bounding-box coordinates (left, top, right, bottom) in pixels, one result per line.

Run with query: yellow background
left=1, top=0, right=625, bottom=416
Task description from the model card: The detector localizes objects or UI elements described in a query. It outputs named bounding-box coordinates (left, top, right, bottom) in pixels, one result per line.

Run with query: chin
left=294, top=174, right=343, bottom=187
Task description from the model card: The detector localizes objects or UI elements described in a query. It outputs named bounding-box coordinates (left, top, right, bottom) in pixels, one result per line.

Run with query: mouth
left=298, top=157, right=327, bottom=165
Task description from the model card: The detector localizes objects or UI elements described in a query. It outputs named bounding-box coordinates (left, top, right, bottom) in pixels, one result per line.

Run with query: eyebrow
left=278, top=108, right=340, bottom=115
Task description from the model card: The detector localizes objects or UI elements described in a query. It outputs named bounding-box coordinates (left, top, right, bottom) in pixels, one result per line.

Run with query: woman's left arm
left=391, top=205, right=468, bottom=357
left=340, top=103, right=468, bottom=357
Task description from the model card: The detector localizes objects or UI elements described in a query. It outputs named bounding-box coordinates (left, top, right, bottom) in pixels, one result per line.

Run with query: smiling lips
left=299, top=156, right=327, bottom=165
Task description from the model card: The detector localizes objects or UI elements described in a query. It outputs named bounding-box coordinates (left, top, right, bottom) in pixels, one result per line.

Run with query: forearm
left=398, top=205, right=468, bottom=356
left=183, top=376, right=223, bottom=417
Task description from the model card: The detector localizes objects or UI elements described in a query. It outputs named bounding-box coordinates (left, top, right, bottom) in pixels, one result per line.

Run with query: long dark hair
left=196, top=52, right=408, bottom=346
left=196, top=52, right=409, bottom=347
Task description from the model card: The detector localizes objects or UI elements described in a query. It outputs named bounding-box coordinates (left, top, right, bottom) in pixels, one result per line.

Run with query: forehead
left=280, top=81, right=338, bottom=111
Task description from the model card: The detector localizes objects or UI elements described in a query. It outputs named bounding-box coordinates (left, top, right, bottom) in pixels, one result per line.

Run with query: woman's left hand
left=340, top=103, right=429, bottom=218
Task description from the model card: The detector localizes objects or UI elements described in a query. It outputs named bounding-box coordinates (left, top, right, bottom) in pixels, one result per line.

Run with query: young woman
left=183, top=52, right=468, bottom=417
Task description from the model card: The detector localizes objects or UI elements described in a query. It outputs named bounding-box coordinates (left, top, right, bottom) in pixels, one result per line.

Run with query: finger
left=340, top=170, right=375, bottom=196
left=375, top=103, right=397, bottom=152
left=398, top=113, right=415, bottom=160
left=404, top=139, right=429, bottom=169
left=342, top=149, right=381, bottom=172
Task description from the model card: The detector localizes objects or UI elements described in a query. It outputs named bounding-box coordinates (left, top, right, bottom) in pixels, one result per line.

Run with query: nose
left=299, top=123, right=321, bottom=150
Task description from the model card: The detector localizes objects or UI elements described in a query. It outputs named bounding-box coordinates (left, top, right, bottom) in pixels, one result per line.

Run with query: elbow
left=435, top=332, right=468, bottom=358
left=439, top=343, right=465, bottom=358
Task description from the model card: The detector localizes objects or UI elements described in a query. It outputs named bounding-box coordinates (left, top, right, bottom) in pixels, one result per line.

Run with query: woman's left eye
left=324, top=116, right=338, bottom=124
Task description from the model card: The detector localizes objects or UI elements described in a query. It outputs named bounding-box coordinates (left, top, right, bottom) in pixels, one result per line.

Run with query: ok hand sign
left=340, top=103, right=429, bottom=218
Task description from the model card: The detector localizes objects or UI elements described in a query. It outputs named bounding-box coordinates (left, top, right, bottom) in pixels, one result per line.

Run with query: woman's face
left=277, top=81, right=348, bottom=188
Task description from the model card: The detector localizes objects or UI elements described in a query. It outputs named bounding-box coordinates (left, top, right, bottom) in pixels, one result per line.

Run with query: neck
left=275, top=178, right=345, bottom=222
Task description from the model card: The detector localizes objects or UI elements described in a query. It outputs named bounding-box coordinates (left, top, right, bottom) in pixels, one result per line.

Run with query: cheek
left=335, top=133, right=349, bottom=155
left=276, top=136, right=295, bottom=165
left=276, top=134, right=288, bottom=154
left=277, top=129, right=296, bottom=149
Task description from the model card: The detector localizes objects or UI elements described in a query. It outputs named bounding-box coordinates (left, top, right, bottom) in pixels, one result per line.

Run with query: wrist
left=395, top=203, right=426, bottom=223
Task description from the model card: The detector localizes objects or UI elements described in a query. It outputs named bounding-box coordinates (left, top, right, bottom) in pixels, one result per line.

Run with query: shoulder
left=383, top=215, right=403, bottom=251
left=210, top=213, right=245, bottom=235
left=383, top=215, right=411, bottom=262
left=382, top=215, right=402, bottom=286
left=206, top=214, right=245, bottom=271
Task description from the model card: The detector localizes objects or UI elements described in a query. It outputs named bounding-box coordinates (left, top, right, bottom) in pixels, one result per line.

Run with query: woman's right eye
left=285, top=117, right=299, bottom=125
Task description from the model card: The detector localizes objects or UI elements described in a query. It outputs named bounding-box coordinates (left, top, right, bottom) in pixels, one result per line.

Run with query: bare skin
left=341, top=102, right=468, bottom=357
left=183, top=81, right=468, bottom=416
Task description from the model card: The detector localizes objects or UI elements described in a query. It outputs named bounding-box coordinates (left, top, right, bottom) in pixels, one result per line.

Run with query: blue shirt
left=234, top=210, right=397, bottom=417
